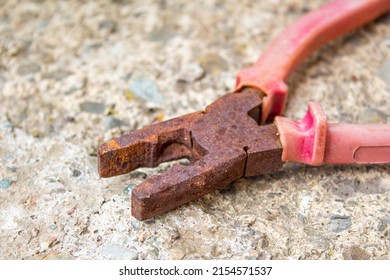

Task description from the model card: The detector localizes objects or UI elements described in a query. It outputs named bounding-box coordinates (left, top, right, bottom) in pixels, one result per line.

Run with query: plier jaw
left=98, top=112, right=200, bottom=178
left=98, top=89, right=284, bottom=220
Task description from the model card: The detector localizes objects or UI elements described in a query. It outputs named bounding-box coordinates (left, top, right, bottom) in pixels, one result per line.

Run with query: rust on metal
left=98, top=88, right=284, bottom=221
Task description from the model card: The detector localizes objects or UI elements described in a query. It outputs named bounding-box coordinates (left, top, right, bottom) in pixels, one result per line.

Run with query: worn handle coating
left=275, top=103, right=390, bottom=165
left=236, top=0, right=390, bottom=123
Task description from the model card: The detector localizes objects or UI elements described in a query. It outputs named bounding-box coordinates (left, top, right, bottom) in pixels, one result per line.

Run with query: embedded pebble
left=99, top=20, right=117, bottom=33
left=377, top=60, right=390, bottom=83
left=148, top=29, right=176, bottom=43
left=80, top=102, right=105, bottom=114
left=101, top=244, right=138, bottom=260
left=280, top=205, right=290, bottom=217
left=87, top=155, right=98, bottom=169
left=102, top=116, right=128, bottom=130
left=31, top=227, right=39, bottom=237
left=311, top=236, right=330, bottom=251
left=298, top=213, right=307, bottom=225
left=42, top=70, right=72, bottom=80
left=178, top=64, right=205, bottom=83
left=16, top=63, right=41, bottom=75
left=36, top=20, right=49, bottom=29
left=328, top=216, right=352, bottom=233
left=330, top=214, right=350, bottom=220
left=198, top=53, right=228, bottom=74
left=38, top=242, right=49, bottom=252
left=0, top=179, right=12, bottom=190
left=240, top=214, right=257, bottom=227
left=0, top=75, right=6, bottom=89
left=377, top=218, right=390, bottom=232
left=123, top=184, right=136, bottom=195
left=50, top=188, right=66, bottom=195
left=357, top=108, right=387, bottom=124
left=132, top=171, right=147, bottom=179
left=29, top=251, right=75, bottom=260
left=342, top=245, right=370, bottom=260
left=168, top=248, right=186, bottom=260
left=130, top=218, right=140, bottom=230
left=128, top=78, right=164, bottom=105
left=7, top=166, right=17, bottom=172
left=145, top=244, right=159, bottom=257
left=72, top=169, right=81, bottom=177
left=3, top=123, right=13, bottom=130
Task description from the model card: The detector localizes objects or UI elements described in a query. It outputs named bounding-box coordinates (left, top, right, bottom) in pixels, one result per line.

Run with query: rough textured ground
left=0, top=0, right=389, bottom=260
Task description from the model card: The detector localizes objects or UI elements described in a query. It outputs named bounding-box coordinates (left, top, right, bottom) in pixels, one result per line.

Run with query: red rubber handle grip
left=275, top=103, right=390, bottom=166
left=325, top=124, right=390, bottom=164
left=235, top=0, right=390, bottom=123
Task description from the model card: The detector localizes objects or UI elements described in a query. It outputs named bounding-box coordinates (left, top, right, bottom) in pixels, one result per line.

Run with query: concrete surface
left=0, top=0, right=389, bottom=260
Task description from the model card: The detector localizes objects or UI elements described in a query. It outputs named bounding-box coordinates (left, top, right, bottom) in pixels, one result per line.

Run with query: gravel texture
left=0, top=0, right=389, bottom=260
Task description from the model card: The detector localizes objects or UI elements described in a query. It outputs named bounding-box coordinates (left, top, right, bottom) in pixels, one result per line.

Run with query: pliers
left=98, top=0, right=390, bottom=221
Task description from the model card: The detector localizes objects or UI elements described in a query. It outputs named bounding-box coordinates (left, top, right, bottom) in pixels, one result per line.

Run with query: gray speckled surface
left=0, top=0, right=389, bottom=260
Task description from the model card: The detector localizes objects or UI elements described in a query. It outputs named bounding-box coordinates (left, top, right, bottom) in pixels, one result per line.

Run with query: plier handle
left=236, top=0, right=390, bottom=123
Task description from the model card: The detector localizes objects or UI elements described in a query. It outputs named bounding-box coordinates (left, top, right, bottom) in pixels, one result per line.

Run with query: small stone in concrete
left=29, top=251, right=75, bottom=260
left=3, top=123, right=13, bottom=130
left=80, top=102, right=105, bottom=114
left=99, top=20, right=117, bottom=33
left=145, top=245, right=159, bottom=258
left=298, top=213, right=307, bottom=224
left=17, top=63, right=41, bottom=75
left=47, top=252, right=75, bottom=260
left=123, top=184, right=136, bottom=195
left=240, top=214, right=257, bottom=227
left=130, top=218, right=140, bottom=230
left=129, top=78, right=164, bottom=105
left=280, top=205, right=290, bottom=217
left=0, top=179, right=12, bottom=190
left=72, top=169, right=81, bottom=177
left=378, top=60, right=390, bottom=83
left=342, top=245, right=370, bottom=260
left=357, top=108, right=387, bottom=124
left=132, top=171, right=147, bottom=179
left=101, top=244, right=138, bottom=260
left=178, top=64, right=205, bottom=83
left=198, top=53, right=228, bottom=74
left=328, top=215, right=352, bottom=233
left=7, top=166, right=17, bottom=172
left=148, top=29, right=175, bottom=43
left=311, top=235, right=330, bottom=251
left=102, top=116, right=128, bottom=130
left=377, top=218, right=390, bottom=232
left=0, top=75, right=6, bottom=89
left=36, top=20, right=49, bottom=29
left=42, top=70, right=72, bottom=80
left=87, top=155, right=98, bottom=170
left=330, top=214, right=350, bottom=220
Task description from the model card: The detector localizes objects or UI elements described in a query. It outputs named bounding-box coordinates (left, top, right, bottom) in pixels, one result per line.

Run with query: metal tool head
left=98, top=88, right=283, bottom=220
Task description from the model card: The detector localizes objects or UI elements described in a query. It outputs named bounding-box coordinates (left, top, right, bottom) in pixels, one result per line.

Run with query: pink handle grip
left=235, top=0, right=390, bottom=123
left=275, top=103, right=390, bottom=165
left=325, top=124, right=390, bottom=164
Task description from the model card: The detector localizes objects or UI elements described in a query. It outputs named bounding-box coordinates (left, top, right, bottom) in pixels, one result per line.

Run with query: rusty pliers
left=98, top=0, right=390, bottom=221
